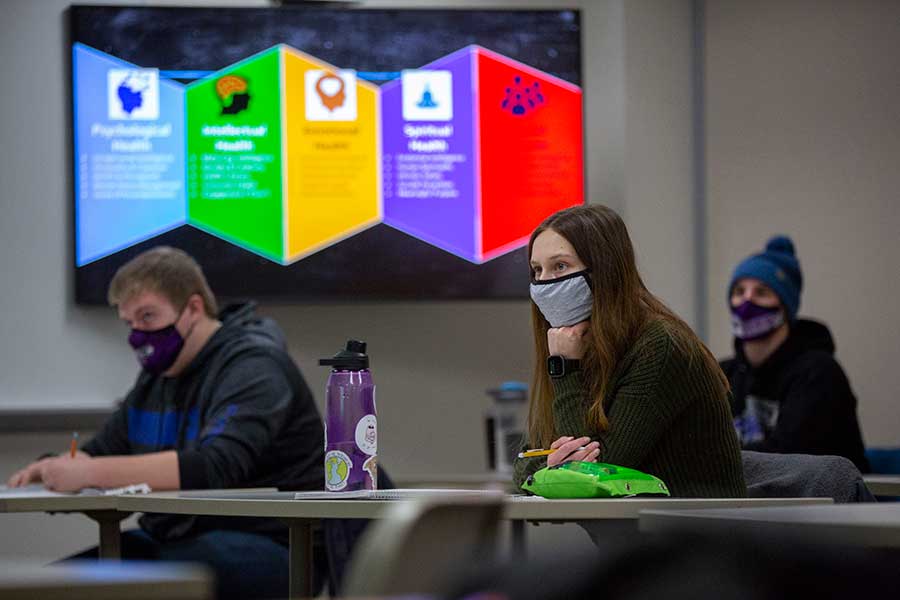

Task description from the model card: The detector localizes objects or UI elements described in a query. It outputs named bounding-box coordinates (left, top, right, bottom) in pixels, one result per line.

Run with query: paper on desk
left=0, top=483, right=151, bottom=498
left=293, top=488, right=506, bottom=500
left=80, top=483, right=152, bottom=496
left=0, top=484, right=72, bottom=498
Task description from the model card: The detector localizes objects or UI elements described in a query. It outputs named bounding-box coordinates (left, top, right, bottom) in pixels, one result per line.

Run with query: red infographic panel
left=476, top=47, right=584, bottom=262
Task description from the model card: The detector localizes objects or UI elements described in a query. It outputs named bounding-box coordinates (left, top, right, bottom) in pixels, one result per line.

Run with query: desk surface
left=0, top=486, right=280, bottom=514
left=862, top=475, right=900, bottom=496
left=0, top=560, right=211, bottom=599
left=116, top=490, right=831, bottom=522
left=0, top=488, right=118, bottom=513
left=639, top=503, right=900, bottom=547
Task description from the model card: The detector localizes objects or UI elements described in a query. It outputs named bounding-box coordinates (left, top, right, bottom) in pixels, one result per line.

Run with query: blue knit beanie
left=728, top=235, right=803, bottom=321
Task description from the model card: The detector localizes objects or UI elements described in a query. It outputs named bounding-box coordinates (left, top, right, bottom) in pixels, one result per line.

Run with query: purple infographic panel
left=380, top=48, right=480, bottom=263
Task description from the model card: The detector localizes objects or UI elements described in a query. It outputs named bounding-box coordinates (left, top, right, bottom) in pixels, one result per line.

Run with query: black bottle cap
left=319, top=340, right=369, bottom=371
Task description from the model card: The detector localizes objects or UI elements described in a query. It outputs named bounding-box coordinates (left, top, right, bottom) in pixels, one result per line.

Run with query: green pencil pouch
left=521, top=461, right=670, bottom=498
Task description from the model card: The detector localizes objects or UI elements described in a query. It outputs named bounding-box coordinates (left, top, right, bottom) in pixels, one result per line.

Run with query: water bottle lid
left=319, top=339, right=370, bottom=370
left=487, top=381, right=527, bottom=403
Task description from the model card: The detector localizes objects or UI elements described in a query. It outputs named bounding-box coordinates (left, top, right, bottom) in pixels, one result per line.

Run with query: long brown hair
left=527, top=205, right=728, bottom=448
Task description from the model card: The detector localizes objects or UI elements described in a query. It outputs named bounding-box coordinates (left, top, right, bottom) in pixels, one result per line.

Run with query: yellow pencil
left=517, top=446, right=586, bottom=459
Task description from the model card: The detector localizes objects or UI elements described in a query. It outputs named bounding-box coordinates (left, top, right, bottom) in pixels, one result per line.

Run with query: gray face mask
left=530, top=270, right=593, bottom=328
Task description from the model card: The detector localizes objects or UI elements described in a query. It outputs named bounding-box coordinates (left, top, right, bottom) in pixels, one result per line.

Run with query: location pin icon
left=315, top=73, right=346, bottom=112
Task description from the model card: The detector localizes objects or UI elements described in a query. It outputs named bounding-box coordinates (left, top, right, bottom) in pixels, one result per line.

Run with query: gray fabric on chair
left=742, top=450, right=876, bottom=503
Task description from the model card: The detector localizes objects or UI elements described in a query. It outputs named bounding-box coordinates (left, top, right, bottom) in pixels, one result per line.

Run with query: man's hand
left=6, top=451, right=93, bottom=488
left=6, top=458, right=52, bottom=488
left=40, top=456, right=96, bottom=492
left=547, top=321, right=591, bottom=359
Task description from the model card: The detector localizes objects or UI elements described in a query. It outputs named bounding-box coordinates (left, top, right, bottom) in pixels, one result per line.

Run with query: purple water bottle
left=319, top=340, right=377, bottom=492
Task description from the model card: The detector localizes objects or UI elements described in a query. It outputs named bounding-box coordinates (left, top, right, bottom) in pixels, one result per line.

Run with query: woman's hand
left=546, top=435, right=601, bottom=467
left=547, top=321, right=591, bottom=359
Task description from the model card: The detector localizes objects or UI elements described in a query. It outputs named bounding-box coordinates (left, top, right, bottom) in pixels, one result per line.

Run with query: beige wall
left=623, top=0, right=699, bottom=329
left=704, top=0, right=900, bottom=445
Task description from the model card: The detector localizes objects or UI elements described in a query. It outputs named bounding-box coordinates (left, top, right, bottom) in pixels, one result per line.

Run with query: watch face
left=548, top=355, right=564, bottom=377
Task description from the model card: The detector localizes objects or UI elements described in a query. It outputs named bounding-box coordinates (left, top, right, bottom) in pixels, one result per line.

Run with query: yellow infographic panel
left=282, top=47, right=381, bottom=261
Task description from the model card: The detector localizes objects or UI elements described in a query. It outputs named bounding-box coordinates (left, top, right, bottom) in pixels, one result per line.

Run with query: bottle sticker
left=324, top=450, right=353, bottom=491
left=363, top=455, right=378, bottom=488
left=355, top=414, right=377, bottom=455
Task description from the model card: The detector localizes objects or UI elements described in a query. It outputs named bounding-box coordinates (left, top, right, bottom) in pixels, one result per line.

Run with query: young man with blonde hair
left=8, top=246, right=324, bottom=599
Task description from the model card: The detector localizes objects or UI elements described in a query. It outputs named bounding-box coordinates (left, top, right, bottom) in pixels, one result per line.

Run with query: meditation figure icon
left=416, top=84, right=439, bottom=109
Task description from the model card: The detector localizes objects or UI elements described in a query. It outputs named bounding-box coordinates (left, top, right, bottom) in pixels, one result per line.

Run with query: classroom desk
left=0, top=560, right=211, bottom=599
left=862, top=475, right=900, bottom=497
left=117, top=491, right=832, bottom=599
left=0, top=489, right=125, bottom=559
left=638, top=503, right=900, bottom=547
left=0, top=487, right=277, bottom=562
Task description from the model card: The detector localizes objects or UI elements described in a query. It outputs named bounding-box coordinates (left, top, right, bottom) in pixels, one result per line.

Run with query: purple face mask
left=128, top=316, right=186, bottom=375
left=730, top=300, right=785, bottom=341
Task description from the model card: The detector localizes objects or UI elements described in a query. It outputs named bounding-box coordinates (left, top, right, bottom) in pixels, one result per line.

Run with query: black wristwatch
left=547, top=355, right=581, bottom=379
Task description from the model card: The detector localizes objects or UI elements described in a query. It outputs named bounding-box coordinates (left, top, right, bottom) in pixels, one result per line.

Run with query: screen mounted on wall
left=70, top=6, right=584, bottom=302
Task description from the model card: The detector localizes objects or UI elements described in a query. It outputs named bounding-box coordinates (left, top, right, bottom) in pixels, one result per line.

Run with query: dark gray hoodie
left=84, top=302, right=325, bottom=542
left=720, top=319, right=868, bottom=473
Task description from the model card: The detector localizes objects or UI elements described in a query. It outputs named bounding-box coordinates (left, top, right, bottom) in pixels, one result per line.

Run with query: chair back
left=341, top=494, right=504, bottom=596
left=742, top=451, right=875, bottom=503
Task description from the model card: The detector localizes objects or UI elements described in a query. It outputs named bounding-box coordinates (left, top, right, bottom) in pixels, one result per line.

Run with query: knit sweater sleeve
left=512, top=325, right=700, bottom=489
left=601, top=331, right=695, bottom=468
left=551, top=327, right=696, bottom=469
left=511, top=371, right=594, bottom=490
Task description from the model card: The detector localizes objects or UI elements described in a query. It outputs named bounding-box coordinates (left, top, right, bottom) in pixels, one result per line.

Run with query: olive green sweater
left=514, top=320, right=746, bottom=498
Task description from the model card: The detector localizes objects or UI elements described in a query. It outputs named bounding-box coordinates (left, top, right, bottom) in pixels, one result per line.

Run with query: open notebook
left=293, top=488, right=510, bottom=500
left=0, top=483, right=151, bottom=498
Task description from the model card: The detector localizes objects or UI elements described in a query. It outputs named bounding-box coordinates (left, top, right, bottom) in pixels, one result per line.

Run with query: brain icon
left=215, top=75, right=248, bottom=100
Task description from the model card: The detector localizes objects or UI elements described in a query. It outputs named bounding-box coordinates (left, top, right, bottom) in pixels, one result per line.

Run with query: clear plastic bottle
left=485, top=381, right=527, bottom=473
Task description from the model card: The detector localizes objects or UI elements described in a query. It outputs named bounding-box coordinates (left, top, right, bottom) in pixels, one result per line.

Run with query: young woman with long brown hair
left=513, top=205, right=746, bottom=497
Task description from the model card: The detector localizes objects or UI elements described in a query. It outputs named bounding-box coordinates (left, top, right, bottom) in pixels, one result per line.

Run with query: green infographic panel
left=186, top=48, right=284, bottom=262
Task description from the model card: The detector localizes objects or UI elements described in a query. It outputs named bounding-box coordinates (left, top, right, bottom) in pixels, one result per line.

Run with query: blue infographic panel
left=73, top=43, right=186, bottom=266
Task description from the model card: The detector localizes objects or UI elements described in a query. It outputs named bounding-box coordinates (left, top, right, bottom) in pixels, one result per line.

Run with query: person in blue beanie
left=719, top=236, right=869, bottom=472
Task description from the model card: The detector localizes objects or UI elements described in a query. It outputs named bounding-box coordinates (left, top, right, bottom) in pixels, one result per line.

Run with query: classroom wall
left=703, top=0, right=900, bottom=445
left=2, top=0, right=699, bottom=560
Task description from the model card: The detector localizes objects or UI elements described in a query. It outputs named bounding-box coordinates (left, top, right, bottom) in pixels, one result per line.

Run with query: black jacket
left=84, top=302, right=325, bottom=542
left=720, top=319, right=869, bottom=473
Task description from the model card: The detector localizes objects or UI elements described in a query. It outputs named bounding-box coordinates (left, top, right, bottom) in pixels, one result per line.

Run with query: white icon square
left=305, top=69, right=357, bottom=121
left=402, top=70, right=453, bottom=121
left=107, top=68, right=159, bottom=120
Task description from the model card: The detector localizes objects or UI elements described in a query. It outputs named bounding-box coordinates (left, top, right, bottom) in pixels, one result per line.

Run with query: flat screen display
left=70, top=6, right=584, bottom=303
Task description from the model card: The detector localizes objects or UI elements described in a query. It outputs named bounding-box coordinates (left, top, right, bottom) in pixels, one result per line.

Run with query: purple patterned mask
left=730, top=301, right=785, bottom=341
left=128, top=322, right=185, bottom=375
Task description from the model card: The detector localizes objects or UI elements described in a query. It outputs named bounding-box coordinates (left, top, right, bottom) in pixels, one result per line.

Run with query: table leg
left=84, top=510, right=127, bottom=560
left=511, top=519, right=526, bottom=557
left=286, top=518, right=314, bottom=600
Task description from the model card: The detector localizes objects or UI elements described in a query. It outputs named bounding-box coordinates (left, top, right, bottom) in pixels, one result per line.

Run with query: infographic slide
left=74, top=43, right=582, bottom=266
left=70, top=7, right=583, bottom=301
